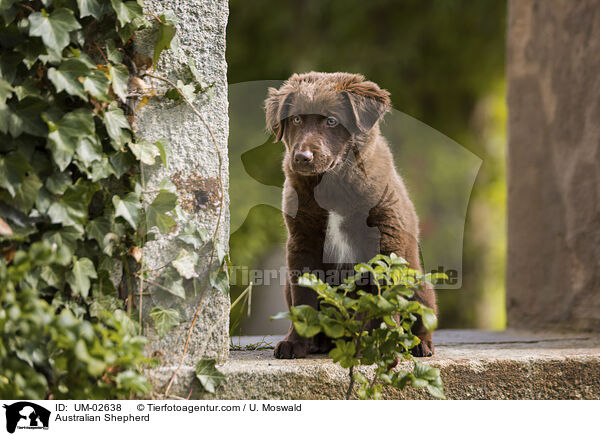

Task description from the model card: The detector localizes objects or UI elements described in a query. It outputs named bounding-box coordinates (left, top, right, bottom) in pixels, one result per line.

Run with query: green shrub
left=273, top=253, right=445, bottom=399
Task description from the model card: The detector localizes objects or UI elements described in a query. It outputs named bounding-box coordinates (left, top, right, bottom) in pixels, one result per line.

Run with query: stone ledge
left=146, top=330, right=600, bottom=399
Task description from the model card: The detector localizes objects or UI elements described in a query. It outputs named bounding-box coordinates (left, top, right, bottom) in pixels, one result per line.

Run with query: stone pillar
left=135, top=0, right=230, bottom=364
left=506, top=0, right=600, bottom=330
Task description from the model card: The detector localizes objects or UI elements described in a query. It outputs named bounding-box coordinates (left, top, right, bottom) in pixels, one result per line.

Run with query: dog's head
left=265, top=72, right=391, bottom=176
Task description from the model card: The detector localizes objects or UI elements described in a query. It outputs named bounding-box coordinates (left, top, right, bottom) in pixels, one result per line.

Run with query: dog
left=264, top=72, right=437, bottom=358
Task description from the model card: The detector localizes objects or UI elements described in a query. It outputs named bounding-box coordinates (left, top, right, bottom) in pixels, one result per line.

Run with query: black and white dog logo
left=2, top=402, right=50, bottom=433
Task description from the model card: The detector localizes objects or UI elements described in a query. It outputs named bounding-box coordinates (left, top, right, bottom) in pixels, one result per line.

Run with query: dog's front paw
left=274, top=339, right=309, bottom=359
left=410, top=340, right=434, bottom=357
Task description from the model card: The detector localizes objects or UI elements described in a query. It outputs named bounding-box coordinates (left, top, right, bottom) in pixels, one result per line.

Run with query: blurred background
left=226, top=0, right=507, bottom=335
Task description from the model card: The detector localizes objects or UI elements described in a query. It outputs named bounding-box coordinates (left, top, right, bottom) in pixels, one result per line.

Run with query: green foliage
left=195, top=359, right=226, bottom=394
left=273, top=253, right=445, bottom=400
left=0, top=0, right=189, bottom=399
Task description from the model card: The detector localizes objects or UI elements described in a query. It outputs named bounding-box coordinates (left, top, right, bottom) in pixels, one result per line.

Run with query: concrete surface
left=135, top=0, right=230, bottom=364
left=147, top=329, right=600, bottom=399
left=506, top=0, right=600, bottom=331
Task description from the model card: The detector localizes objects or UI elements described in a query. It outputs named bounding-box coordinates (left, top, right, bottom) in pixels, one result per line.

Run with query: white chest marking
left=324, top=212, right=356, bottom=264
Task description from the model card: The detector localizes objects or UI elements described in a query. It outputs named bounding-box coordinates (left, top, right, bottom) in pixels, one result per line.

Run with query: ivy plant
left=273, top=253, right=446, bottom=400
left=0, top=0, right=203, bottom=399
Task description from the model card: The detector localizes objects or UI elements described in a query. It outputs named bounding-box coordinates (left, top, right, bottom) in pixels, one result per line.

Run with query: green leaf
left=77, top=0, right=105, bottom=19
left=47, top=59, right=90, bottom=100
left=154, top=138, right=170, bottom=166
left=195, top=359, right=225, bottom=394
left=46, top=108, right=95, bottom=171
left=270, top=311, right=290, bottom=321
left=128, top=140, right=159, bottom=165
left=289, top=305, right=321, bottom=338
left=0, top=151, right=30, bottom=196
left=0, top=78, right=13, bottom=103
left=108, top=63, right=129, bottom=103
left=66, top=257, right=97, bottom=298
left=109, top=0, right=143, bottom=27
left=1, top=98, right=48, bottom=138
left=76, top=137, right=103, bottom=166
left=419, top=307, right=438, bottom=332
left=177, top=222, right=207, bottom=250
left=86, top=216, right=111, bottom=249
left=209, top=267, right=229, bottom=295
left=329, top=340, right=359, bottom=368
left=318, top=313, right=345, bottom=338
left=47, top=181, right=96, bottom=232
left=153, top=18, right=176, bottom=69
left=112, top=193, right=141, bottom=229
left=14, top=173, right=42, bottom=213
left=105, top=40, right=123, bottom=63
left=83, top=69, right=111, bottom=102
left=149, top=306, right=180, bottom=338
left=159, top=267, right=186, bottom=299
left=172, top=248, right=199, bottom=279
left=29, top=8, right=81, bottom=53
left=146, top=191, right=177, bottom=233
left=103, top=103, right=130, bottom=146
left=45, top=227, right=82, bottom=266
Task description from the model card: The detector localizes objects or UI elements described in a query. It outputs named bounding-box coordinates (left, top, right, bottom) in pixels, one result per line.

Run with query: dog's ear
left=342, top=80, right=391, bottom=134
left=265, top=88, right=294, bottom=142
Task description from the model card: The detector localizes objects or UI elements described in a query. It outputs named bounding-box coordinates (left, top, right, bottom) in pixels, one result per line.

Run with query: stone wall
left=135, top=0, right=230, bottom=364
left=506, top=0, right=600, bottom=330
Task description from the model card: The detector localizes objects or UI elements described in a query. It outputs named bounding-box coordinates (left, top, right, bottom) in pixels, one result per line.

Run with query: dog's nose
left=294, top=149, right=314, bottom=164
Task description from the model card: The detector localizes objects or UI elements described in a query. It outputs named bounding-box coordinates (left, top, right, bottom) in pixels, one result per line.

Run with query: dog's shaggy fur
left=265, top=72, right=437, bottom=359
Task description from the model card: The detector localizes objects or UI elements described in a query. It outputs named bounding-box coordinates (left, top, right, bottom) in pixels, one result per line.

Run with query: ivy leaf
left=209, top=267, right=229, bottom=295
left=83, top=69, right=110, bottom=102
left=86, top=216, right=111, bottom=250
left=153, top=18, right=176, bottom=69
left=105, top=40, right=123, bottom=63
left=109, top=0, right=143, bottom=27
left=77, top=0, right=106, bottom=19
left=0, top=78, right=13, bottom=103
left=66, top=257, right=97, bottom=298
left=29, top=8, right=81, bottom=53
left=108, top=63, right=129, bottom=103
left=146, top=191, right=177, bottom=233
left=47, top=59, right=90, bottom=100
left=0, top=151, right=30, bottom=196
left=46, top=108, right=95, bottom=171
left=112, top=192, right=141, bottom=229
left=128, top=140, right=159, bottom=165
left=45, top=227, right=82, bottom=266
left=47, top=181, right=96, bottom=232
left=195, top=359, right=225, bottom=394
left=76, top=137, right=103, bottom=166
left=14, top=173, right=42, bottom=214
left=2, top=98, right=48, bottom=138
left=177, top=222, right=207, bottom=250
left=159, top=267, right=186, bottom=299
left=172, top=248, right=199, bottom=279
left=149, top=306, right=180, bottom=338
left=103, top=103, right=130, bottom=147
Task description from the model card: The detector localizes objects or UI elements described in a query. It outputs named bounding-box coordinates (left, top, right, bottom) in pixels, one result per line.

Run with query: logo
left=2, top=402, right=50, bottom=434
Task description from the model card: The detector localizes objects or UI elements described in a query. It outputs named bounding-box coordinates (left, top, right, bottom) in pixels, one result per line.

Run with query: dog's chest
left=323, top=212, right=356, bottom=264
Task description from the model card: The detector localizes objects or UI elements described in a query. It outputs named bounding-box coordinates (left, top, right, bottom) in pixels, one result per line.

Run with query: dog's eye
left=292, top=115, right=302, bottom=125
left=326, top=116, right=338, bottom=127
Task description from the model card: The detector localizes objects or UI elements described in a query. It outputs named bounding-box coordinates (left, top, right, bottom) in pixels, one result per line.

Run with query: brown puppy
left=265, top=72, right=437, bottom=359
